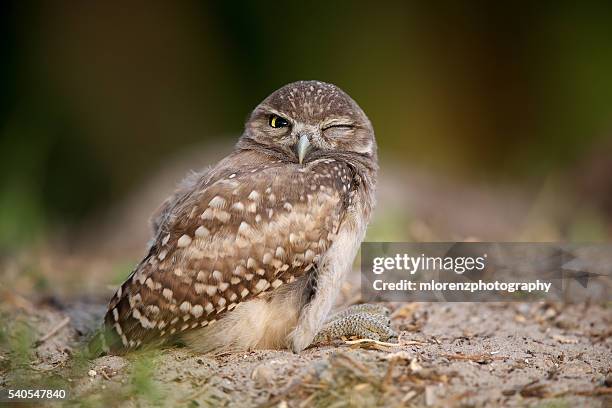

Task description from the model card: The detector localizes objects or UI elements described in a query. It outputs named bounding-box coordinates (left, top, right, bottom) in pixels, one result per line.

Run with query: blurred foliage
left=0, top=308, right=169, bottom=407
left=0, top=1, right=611, bottom=248
left=0, top=316, right=35, bottom=371
left=128, top=351, right=166, bottom=404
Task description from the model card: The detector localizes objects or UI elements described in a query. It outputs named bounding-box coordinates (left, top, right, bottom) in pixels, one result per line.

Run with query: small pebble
left=88, top=369, right=97, bottom=377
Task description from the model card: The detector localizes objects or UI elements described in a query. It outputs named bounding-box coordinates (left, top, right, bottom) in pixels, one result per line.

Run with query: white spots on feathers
left=204, top=284, right=217, bottom=296
left=208, top=195, right=227, bottom=209
left=201, top=208, right=231, bottom=223
left=255, top=279, right=270, bottom=292
left=305, top=249, right=316, bottom=262
left=247, top=257, right=257, bottom=269
left=275, top=246, right=286, bottom=258
left=246, top=202, right=257, bottom=213
left=176, top=234, right=191, bottom=248
left=146, top=305, right=160, bottom=315
left=248, top=190, right=260, bottom=201
left=195, top=226, right=209, bottom=237
left=128, top=293, right=142, bottom=308
left=231, top=202, right=245, bottom=212
left=234, top=265, right=247, bottom=276
left=162, top=288, right=173, bottom=301
left=180, top=301, right=192, bottom=313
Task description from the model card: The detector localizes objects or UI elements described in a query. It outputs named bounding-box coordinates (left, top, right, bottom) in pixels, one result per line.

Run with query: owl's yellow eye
left=269, top=115, right=289, bottom=128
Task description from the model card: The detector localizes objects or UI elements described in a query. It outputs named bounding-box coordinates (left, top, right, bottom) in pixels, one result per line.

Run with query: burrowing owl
left=103, top=80, right=394, bottom=354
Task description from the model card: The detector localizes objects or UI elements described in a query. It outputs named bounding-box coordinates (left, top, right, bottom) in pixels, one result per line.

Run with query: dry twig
left=441, top=353, right=507, bottom=363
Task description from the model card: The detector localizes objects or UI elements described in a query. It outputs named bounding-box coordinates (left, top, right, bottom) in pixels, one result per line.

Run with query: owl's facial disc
left=242, top=81, right=376, bottom=162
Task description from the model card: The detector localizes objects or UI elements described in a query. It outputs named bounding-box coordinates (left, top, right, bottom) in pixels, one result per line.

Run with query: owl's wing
left=149, top=168, right=212, bottom=237
left=104, top=158, right=355, bottom=351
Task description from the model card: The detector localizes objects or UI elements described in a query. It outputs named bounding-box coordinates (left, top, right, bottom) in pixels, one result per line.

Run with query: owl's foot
left=312, top=304, right=397, bottom=345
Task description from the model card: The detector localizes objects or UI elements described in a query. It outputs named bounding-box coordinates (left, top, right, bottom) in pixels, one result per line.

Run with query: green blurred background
left=1, top=1, right=612, bottom=251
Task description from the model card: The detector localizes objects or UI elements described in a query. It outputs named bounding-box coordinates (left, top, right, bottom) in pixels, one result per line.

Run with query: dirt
left=1, top=289, right=610, bottom=407
left=1, top=152, right=610, bottom=407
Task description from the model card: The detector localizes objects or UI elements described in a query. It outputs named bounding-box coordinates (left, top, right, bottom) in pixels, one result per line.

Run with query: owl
left=102, top=80, right=394, bottom=354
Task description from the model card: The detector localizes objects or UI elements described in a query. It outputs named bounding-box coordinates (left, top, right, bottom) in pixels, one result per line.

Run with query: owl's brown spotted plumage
left=104, top=80, right=378, bottom=353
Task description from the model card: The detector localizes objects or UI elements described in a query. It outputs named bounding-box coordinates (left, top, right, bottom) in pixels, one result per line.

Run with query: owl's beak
left=296, top=134, right=311, bottom=164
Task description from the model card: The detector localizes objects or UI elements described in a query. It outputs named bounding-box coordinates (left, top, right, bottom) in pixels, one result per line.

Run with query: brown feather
left=104, top=152, right=356, bottom=351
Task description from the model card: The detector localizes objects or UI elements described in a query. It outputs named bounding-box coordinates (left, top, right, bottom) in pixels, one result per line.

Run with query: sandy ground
left=1, top=291, right=610, bottom=407
left=1, top=149, right=610, bottom=407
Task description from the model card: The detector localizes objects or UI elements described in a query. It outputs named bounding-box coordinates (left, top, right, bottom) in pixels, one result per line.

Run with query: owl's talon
left=313, top=304, right=397, bottom=345
left=326, top=303, right=391, bottom=323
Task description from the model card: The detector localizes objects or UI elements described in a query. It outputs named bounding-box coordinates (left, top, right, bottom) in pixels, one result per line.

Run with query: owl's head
left=239, top=81, right=376, bottom=165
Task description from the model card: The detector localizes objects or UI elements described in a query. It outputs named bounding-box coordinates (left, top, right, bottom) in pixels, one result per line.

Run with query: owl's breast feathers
left=104, top=156, right=362, bottom=351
